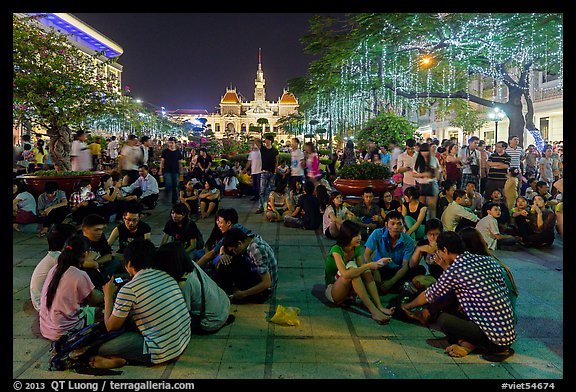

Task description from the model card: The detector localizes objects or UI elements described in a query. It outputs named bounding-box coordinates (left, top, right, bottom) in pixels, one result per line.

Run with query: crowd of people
left=14, top=130, right=563, bottom=370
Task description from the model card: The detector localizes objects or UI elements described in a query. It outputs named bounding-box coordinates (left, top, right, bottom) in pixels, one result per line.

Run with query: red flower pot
left=17, top=171, right=107, bottom=198
left=333, top=178, right=397, bottom=198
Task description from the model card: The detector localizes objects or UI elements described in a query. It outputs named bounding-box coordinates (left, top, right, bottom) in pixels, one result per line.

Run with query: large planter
left=333, top=177, right=397, bottom=198
left=17, top=171, right=107, bottom=198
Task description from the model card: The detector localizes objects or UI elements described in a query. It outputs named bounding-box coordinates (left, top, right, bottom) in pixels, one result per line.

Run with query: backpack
left=48, top=321, right=124, bottom=371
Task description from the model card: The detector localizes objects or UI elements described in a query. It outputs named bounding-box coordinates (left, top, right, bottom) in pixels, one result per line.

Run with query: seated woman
left=153, top=242, right=235, bottom=334
left=378, top=190, right=401, bottom=219
left=324, top=220, right=394, bottom=324
left=36, top=181, right=69, bottom=237
left=199, top=177, right=221, bottom=220
left=266, top=182, right=291, bottom=222
left=315, top=184, right=330, bottom=215
left=95, top=174, right=121, bottom=222
left=180, top=179, right=199, bottom=218
left=436, top=180, right=456, bottom=220
left=408, top=218, right=444, bottom=281
left=13, top=179, right=37, bottom=232
left=222, top=169, right=242, bottom=198
left=288, top=179, right=304, bottom=214
left=161, top=202, right=205, bottom=261
left=69, top=179, right=99, bottom=225
left=39, top=234, right=104, bottom=341
left=401, top=186, right=427, bottom=241
left=323, top=190, right=356, bottom=239
left=515, top=195, right=556, bottom=247
left=109, top=170, right=138, bottom=220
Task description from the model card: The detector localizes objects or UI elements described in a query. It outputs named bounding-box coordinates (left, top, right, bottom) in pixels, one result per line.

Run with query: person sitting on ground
left=179, top=179, right=200, bottom=218
left=95, top=173, right=122, bottom=222
left=363, top=211, right=422, bottom=295
left=475, top=202, right=520, bottom=251
left=265, top=182, right=291, bottom=222
left=533, top=180, right=557, bottom=209
left=121, top=165, right=159, bottom=211
left=323, top=190, right=356, bottom=239
left=284, top=180, right=322, bottom=230
left=13, top=179, right=37, bottom=232
left=107, top=205, right=151, bottom=264
left=197, top=208, right=254, bottom=276
left=401, top=231, right=517, bottom=362
left=69, top=179, right=98, bottom=225
left=161, top=202, right=204, bottom=261
left=409, top=218, right=444, bottom=281
left=436, top=180, right=456, bottom=220
left=218, top=227, right=278, bottom=304
left=524, top=177, right=539, bottom=200
left=275, top=159, right=290, bottom=190
left=481, top=188, right=512, bottom=234
left=351, top=186, right=383, bottom=239
left=39, top=234, right=104, bottom=341
left=324, top=220, right=394, bottom=324
left=153, top=242, right=235, bottom=335
left=80, top=214, right=123, bottom=286
left=401, top=186, right=428, bottom=241
left=222, top=168, right=242, bottom=198
left=91, top=239, right=191, bottom=370
left=199, top=177, right=221, bottom=219
left=378, top=190, right=401, bottom=218
left=463, top=180, right=483, bottom=216
left=458, top=227, right=519, bottom=325
left=30, top=224, right=77, bottom=312
left=109, top=170, right=138, bottom=219
left=516, top=194, right=556, bottom=248
left=441, top=189, right=480, bottom=232
left=36, top=181, right=69, bottom=237
left=315, top=184, right=330, bottom=214
left=288, top=179, right=304, bottom=214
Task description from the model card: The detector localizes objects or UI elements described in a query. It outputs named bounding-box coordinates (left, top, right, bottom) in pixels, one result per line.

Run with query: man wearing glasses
left=107, top=205, right=151, bottom=264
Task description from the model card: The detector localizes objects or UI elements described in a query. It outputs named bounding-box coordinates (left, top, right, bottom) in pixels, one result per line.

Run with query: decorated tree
left=290, top=13, right=563, bottom=147
left=355, top=111, right=417, bottom=151
left=13, top=14, right=121, bottom=171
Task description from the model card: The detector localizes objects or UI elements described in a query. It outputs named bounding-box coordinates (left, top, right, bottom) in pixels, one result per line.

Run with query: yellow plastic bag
left=269, top=304, right=301, bottom=326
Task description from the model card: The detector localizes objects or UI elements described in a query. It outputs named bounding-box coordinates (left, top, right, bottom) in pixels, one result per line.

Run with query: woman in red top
left=444, top=143, right=463, bottom=188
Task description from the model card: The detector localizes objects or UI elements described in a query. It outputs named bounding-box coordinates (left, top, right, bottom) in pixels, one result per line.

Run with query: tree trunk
left=505, top=85, right=527, bottom=147
left=47, top=124, right=72, bottom=172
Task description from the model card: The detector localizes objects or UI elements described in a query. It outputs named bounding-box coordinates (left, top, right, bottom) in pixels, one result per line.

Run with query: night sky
left=73, top=13, right=344, bottom=113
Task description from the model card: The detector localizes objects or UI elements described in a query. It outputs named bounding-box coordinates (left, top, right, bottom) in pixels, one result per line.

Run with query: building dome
left=279, top=90, right=298, bottom=105
left=221, top=89, right=241, bottom=104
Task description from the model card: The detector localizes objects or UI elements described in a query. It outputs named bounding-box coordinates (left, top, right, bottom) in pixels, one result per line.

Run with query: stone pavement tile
left=516, top=303, right=562, bottom=321
left=227, top=306, right=273, bottom=337
left=360, top=339, right=411, bottom=364
left=515, top=315, right=563, bottom=339
left=389, top=320, right=436, bottom=338
left=220, top=338, right=267, bottom=363
left=272, top=337, right=318, bottom=363
left=458, top=363, right=515, bottom=379
left=180, top=337, right=228, bottom=363
left=270, top=362, right=319, bottom=379
left=12, top=338, right=51, bottom=364
left=169, top=358, right=219, bottom=379
left=313, top=338, right=360, bottom=363
left=370, top=361, right=420, bottom=379
left=216, top=362, right=266, bottom=379
left=307, top=306, right=350, bottom=337
left=13, top=311, right=39, bottom=337
left=14, top=269, right=35, bottom=293
left=504, top=339, right=563, bottom=368
left=399, top=337, right=460, bottom=365
left=413, top=363, right=469, bottom=379
left=505, top=362, right=563, bottom=379
left=313, top=362, right=367, bottom=378
left=272, top=314, right=314, bottom=337
left=350, top=312, right=395, bottom=337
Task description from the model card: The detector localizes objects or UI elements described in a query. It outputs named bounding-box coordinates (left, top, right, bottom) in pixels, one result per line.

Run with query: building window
left=484, top=130, right=494, bottom=147
left=539, top=117, right=549, bottom=141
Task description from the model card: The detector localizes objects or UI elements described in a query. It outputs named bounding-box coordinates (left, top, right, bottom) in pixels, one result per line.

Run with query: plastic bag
left=269, top=304, right=301, bottom=326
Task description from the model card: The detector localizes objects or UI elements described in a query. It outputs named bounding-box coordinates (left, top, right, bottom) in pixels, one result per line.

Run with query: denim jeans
left=163, top=172, right=180, bottom=204
left=259, top=172, right=275, bottom=211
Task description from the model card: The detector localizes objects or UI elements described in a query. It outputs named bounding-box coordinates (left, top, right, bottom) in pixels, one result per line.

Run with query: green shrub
left=337, top=162, right=391, bottom=180
left=23, top=170, right=95, bottom=176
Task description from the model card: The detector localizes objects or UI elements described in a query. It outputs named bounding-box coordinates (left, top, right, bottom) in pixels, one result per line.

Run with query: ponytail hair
left=45, top=234, right=90, bottom=310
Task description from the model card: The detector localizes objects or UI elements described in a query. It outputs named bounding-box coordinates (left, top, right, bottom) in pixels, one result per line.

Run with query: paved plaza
left=13, top=195, right=564, bottom=380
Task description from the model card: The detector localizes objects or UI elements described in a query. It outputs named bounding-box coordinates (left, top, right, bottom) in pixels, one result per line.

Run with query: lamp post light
left=489, top=107, right=505, bottom=143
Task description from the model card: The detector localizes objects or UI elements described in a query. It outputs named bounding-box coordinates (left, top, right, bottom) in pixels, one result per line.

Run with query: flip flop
left=36, top=231, right=47, bottom=238
left=481, top=348, right=515, bottom=362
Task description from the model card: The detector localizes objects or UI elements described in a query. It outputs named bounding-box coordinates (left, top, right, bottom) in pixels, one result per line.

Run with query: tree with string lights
left=290, top=13, right=562, bottom=148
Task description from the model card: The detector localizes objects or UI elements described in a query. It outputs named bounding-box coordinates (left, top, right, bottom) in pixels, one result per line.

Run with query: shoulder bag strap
left=191, top=263, right=206, bottom=319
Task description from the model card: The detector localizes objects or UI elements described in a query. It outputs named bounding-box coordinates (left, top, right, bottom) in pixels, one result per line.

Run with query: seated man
left=107, top=205, right=151, bottom=263
left=475, top=202, right=520, bottom=251
left=218, top=227, right=278, bottom=304
left=401, top=231, right=516, bottom=362
left=122, top=165, right=159, bottom=210
left=363, top=211, right=423, bottom=294
left=441, top=189, right=480, bottom=232
left=284, top=180, right=321, bottom=230
left=351, top=187, right=383, bottom=239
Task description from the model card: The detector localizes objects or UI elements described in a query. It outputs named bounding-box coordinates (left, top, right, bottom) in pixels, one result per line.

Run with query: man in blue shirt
left=363, top=210, right=423, bottom=294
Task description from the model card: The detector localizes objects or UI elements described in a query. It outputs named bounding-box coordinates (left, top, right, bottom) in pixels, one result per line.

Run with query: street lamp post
left=489, top=107, right=505, bottom=143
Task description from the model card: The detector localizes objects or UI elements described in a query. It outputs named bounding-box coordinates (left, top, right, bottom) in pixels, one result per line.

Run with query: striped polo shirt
left=424, top=252, right=516, bottom=346
left=505, top=146, right=524, bottom=169
left=487, top=152, right=511, bottom=181
left=113, top=268, right=191, bottom=364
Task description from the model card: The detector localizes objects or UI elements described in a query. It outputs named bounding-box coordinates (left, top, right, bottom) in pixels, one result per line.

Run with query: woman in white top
left=413, top=143, right=440, bottom=219
left=323, top=190, right=356, bottom=239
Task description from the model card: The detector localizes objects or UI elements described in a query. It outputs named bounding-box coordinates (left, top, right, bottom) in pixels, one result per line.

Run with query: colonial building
left=167, top=49, right=299, bottom=144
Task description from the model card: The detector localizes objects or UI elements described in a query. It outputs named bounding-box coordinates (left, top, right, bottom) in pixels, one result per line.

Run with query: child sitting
left=392, top=168, right=404, bottom=203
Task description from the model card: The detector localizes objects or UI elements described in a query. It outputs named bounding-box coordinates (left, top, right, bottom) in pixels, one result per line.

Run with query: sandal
left=36, top=231, right=47, bottom=238
left=482, top=348, right=515, bottom=362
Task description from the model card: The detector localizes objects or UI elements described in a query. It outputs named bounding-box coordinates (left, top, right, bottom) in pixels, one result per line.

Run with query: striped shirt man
left=505, top=145, right=524, bottom=170
left=113, top=268, right=191, bottom=364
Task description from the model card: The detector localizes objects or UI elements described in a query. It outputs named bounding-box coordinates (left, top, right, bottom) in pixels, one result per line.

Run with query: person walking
left=258, top=135, right=279, bottom=214
left=159, top=137, right=184, bottom=205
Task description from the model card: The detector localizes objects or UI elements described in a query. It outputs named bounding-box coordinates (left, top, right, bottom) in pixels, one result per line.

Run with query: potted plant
left=17, top=170, right=107, bottom=198
left=333, top=162, right=396, bottom=198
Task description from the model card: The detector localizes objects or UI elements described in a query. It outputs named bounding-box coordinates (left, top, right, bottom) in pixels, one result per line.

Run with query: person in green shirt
left=324, top=220, right=395, bottom=324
